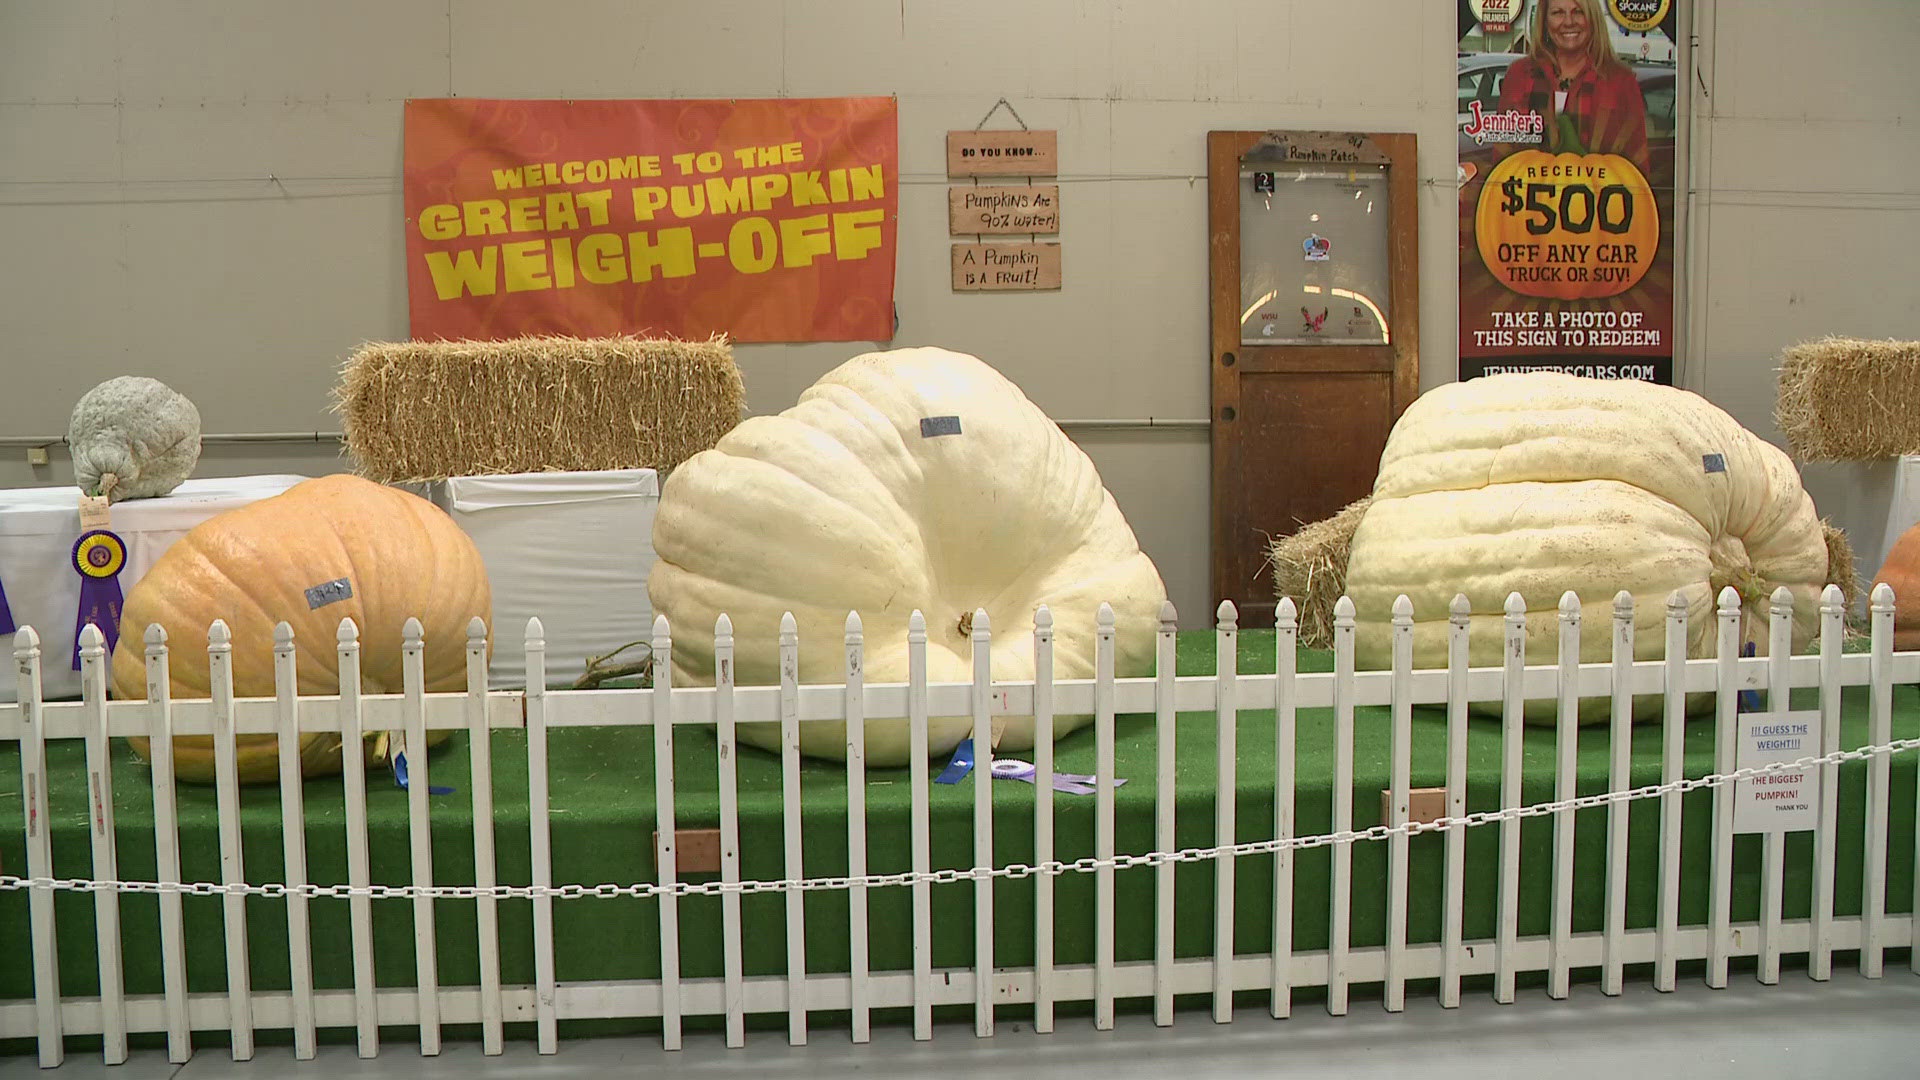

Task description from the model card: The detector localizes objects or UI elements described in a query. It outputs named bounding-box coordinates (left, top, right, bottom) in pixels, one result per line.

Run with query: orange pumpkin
left=1873, top=521, right=1920, bottom=652
left=1473, top=149, right=1659, bottom=301
left=112, top=474, right=492, bottom=784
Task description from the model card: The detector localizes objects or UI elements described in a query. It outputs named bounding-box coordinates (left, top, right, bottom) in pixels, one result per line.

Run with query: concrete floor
left=8, top=968, right=1920, bottom=1080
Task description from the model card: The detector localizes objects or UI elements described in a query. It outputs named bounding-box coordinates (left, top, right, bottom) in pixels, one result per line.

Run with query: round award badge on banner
left=71, top=528, right=127, bottom=670
left=1606, top=0, right=1671, bottom=34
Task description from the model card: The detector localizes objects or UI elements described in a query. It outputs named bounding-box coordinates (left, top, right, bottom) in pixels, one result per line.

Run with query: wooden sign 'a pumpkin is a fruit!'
left=1454, top=2, right=1678, bottom=385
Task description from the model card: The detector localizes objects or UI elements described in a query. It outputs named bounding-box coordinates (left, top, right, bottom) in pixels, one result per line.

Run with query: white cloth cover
left=426, top=469, right=660, bottom=688
left=0, top=475, right=311, bottom=701
left=1800, top=455, right=1920, bottom=612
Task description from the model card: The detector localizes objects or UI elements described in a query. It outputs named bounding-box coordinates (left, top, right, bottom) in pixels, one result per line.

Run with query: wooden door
left=1208, top=131, right=1420, bottom=628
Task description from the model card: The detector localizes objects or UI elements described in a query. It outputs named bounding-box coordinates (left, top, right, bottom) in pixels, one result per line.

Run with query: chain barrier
left=5, top=738, right=1915, bottom=902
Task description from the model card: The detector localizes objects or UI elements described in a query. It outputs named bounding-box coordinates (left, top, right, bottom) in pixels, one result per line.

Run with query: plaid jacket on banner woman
left=1495, top=55, right=1651, bottom=178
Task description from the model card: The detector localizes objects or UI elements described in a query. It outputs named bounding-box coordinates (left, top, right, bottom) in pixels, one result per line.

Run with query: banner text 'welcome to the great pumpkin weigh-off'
left=402, top=96, right=899, bottom=343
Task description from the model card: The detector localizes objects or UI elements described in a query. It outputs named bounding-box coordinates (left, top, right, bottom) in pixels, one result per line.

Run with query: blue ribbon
left=0, top=573, right=14, bottom=636
left=1739, top=640, right=1761, bottom=712
left=392, top=748, right=455, bottom=795
left=934, top=737, right=977, bottom=784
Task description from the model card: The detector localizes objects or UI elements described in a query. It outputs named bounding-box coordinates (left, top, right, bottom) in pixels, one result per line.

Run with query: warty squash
left=68, top=376, right=202, bottom=501
left=110, top=473, right=492, bottom=782
left=647, top=346, right=1170, bottom=765
left=1341, top=372, right=1829, bottom=720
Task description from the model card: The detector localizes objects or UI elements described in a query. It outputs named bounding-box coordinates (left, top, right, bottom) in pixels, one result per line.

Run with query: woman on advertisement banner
left=1495, top=0, right=1650, bottom=178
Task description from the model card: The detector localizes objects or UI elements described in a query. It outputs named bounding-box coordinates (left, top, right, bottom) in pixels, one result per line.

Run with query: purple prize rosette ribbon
left=937, top=738, right=1128, bottom=795
left=0, top=573, right=14, bottom=636
left=990, top=757, right=1127, bottom=796
left=71, top=529, right=127, bottom=670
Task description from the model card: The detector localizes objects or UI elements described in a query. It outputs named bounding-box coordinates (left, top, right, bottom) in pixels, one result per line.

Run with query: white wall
left=1684, top=0, right=1920, bottom=581
left=3, top=1, right=1915, bottom=623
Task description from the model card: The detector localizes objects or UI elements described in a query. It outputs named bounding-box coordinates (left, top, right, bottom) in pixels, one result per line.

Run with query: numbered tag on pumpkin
left=78, top=494, right=111, bottom=531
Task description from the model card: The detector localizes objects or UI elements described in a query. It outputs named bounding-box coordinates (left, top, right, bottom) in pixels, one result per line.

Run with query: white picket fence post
left=1094, top=603, right=1118, bottom=1030
left=465, top=616, right=504, bottom=1054
left=1328, top=596, right=1356, bottom=1016
left=1655, top=591, right=1688, bottom=992
left=1865, top=583, right=1896, bottom=975
left=1385, top=595, right=1413, bottom=1013
left=907, top=608, right=933, bottom=1040
left=777, top=611, right=808, bottom=1046
left=1440, top=593, right=1470, bottom=1008
left=1033, top=605, right=1058, bottom=1033
left=525, top=616, right=556, bottom=1053
left=844, top=611, right=871, bottom=1044
left=337, top=616, right=379, bottom=1056
left=144, top=624, right=190, bottom=1062
left=78, top=623, right=125, bottom=1064
left=716, top=613, right=745, bottom=1048
left=1270, top=597, right=1296, bottom=1020
left=1495, top=590, right=1525, bottom=1004
left=1812, top=586, right=1844, bottom=983
left=969, top=607, right=994, bottom=1039
left=17, top=625, right=62, bottom=1068
left=274, top=622, right=317, bottom=1060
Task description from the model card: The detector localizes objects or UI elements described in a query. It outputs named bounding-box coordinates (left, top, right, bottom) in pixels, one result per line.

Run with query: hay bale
left=335, top=334, right=745, bottom=483
left=1775, top=336, right=1920, bottom=461
left=1265, top=495, right=1371, bottom=648
left=1824, top=518, right=1860, bottom=613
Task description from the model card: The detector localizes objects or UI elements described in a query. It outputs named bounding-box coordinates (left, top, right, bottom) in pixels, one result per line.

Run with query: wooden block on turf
left=1381, top=786, right=1449, bottom=826
left=655, top=828, right=723, bottom=875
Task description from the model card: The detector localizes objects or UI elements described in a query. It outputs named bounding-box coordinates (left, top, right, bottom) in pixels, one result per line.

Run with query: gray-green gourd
left=67, top=376, right=202, bottom=501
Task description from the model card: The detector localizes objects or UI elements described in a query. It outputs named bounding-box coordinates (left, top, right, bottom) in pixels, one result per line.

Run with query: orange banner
left=403, top=97, right=898, bottom=343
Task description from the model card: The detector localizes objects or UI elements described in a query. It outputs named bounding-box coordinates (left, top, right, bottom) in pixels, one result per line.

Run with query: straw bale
left=334, top=334, right=745, bottom=483
left=1265, top=495, right=1371, bottom=648
left=1824, top=518, right=1860, bottom=613
left=1775, top=336, right=1920, bottom=462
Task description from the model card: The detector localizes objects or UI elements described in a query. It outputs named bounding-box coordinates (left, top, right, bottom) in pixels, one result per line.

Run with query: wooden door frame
left=1207, top=130, right=1420, bottom=624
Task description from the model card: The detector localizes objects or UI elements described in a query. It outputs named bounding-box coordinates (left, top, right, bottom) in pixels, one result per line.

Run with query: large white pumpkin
left=648, top=346, right=1169, bottom=764
left=1343, top=373, right=1828, bottom=720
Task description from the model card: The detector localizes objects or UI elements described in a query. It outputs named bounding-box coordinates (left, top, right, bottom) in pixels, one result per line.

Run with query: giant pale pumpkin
left=648, top=346, right=1169, bottom=765
left=111, top=473, right=492, bottom=782
left=1343, top=372, right=1829, bottom=721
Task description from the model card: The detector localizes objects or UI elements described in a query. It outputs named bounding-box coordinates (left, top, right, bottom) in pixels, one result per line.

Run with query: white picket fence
left=2, top=583, right=1918, bottom=1069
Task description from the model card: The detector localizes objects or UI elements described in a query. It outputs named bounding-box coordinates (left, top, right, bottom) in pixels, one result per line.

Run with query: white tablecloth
left=424, top=469, right=660, bottom=689
left=1, top=475, right=310, bottom=701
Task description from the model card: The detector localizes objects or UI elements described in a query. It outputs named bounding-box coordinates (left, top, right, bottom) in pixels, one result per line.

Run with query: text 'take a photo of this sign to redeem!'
left=1473, top=149, right=1658, bottom=300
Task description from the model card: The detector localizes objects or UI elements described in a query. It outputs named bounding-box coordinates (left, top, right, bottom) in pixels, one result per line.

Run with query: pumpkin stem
left=573, top=640, right=654, bottom=689
left=956, top=611, right=973, bottom=637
